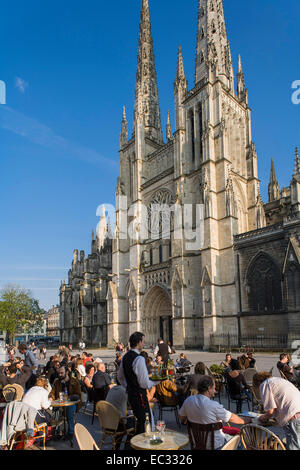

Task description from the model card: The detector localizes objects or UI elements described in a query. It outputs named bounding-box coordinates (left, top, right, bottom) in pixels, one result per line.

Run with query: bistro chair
left=9, top=419, right=47, bottom=450
left=156, top=394, right=181, bottom=428
left=96, top=401, right=136, bottom=451
left=211, top=373, right=224, bottom=403
left=187, top=420, right=223, bottom=450
left=224, top=379, right=251, bottom=414
left=221, top=435, right=240, bottom=450
left=240, top=424, right=286, bottom=450
left=74, top=423, right=99, bottom=450
left=3, top=384, right=24, bottom=403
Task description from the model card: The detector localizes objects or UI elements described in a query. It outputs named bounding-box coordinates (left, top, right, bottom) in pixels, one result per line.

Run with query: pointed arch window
left=211, top=21, right=216, bottom=34
left=247, top=254, right=283, bottom=313
left=159, top=245, right=163, bottom=264
left=284, top=262, right=300, bottom=309
left=150, top=248, right=153, bottom=266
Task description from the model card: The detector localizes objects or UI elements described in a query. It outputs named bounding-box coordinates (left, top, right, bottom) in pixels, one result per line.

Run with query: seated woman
left=225, top=359, right=251, bottom=413
left=145, top=357, right=157, bottom=404
left=155, top=377, right=179, bottom=406
left=22, top=376, right=52, bottom=425
left=84, top=363, right=95, bottom=390
left=75, top=359, right=86, bottom=381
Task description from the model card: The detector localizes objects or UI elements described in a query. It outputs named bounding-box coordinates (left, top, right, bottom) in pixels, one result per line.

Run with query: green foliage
left=0, top=285, right=45, bottom=341
left=210, top=364, right=224, bottom=375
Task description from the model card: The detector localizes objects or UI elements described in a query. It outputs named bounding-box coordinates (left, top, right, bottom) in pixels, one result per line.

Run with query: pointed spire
left=133, top=0, right=163, bottom=143
left=166, top=111, right=172, bottom=142
left=294, top=147, right=300, bottom=176
left=236, top=54, right=248, bottom=103
left=268, top=158, right=280, bottom=202
left=120, top=106, right=128, bottom=149
left=97, top=205, right=108, bottom=250
left=195, top=0, right=234, bottom=91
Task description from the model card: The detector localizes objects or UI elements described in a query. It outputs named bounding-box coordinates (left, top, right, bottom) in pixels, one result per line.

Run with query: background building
left=46, top=306, right=60, bottom=338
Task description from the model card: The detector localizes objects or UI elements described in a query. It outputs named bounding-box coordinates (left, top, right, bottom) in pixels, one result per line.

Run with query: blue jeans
left=66, top=404, right=76, bottom=436
left=283, top=417, right=300, bottom=450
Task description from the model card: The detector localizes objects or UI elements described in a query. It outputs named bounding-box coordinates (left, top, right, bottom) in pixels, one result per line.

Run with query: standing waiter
left=117, top=332, right=153, bottom=435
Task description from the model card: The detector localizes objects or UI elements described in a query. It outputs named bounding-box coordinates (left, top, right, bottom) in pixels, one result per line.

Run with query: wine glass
left=156, top=420, right=166, bottom=438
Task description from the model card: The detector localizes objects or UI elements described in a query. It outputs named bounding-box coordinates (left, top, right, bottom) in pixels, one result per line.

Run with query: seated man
left=92, top=362, right=113, bottom=401
left=156, top=377, right=179, bottom=407
left=50, top=366, right=82, bottom=443
left=220, top=354, right=232, bottom=372
left=0, top=362, right=32, bottom=390
left=277, top=353, right=299, bottom=385
left=179, top=376, right=251, bottom=450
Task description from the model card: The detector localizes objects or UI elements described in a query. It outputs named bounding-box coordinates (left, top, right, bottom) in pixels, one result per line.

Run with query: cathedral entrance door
left=142, top=285, right=172, bottom=347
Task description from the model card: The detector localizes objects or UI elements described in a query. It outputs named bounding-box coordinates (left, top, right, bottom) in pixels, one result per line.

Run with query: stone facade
left=59, top=207, right=112, bottom=346
left=60, top=0, right=300, bottom=349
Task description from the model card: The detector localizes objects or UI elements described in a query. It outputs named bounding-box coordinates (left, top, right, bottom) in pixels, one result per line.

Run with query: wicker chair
left=251, top=386, right=263, bottom=413
left=96, top=401, right=136, bottom=450
left=221, top=435, right=240, bottom=450
left=187, top=420, right=223, bottom=450
left=240, top=424, right=286, bottom=450
left=3, top=384, right=24, bottom=403
left=75, top=423, right=99, bottom=450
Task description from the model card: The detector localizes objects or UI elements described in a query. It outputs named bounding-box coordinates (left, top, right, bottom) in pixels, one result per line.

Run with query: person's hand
left=244, top=417, right=252, bottom=425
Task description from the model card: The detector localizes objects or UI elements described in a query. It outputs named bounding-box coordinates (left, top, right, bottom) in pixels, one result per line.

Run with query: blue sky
left=0, top=0, right=299, bottom=310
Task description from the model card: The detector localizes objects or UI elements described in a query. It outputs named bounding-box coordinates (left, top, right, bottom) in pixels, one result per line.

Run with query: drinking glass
left=156, top=420, right=166, bottom=438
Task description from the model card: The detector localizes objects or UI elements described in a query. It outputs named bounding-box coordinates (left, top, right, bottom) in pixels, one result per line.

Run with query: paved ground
left=37, top=349, right=284, bottom=450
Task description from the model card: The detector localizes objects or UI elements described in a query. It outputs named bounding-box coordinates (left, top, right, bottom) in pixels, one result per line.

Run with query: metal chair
left=187, top=420, right=223, bottom=450
left=221, top=435, right=240, bottom=450
left=251, top=386, right=263, bottom=413
left=240, top=424, right=286, bottom=450
left=96, top=401, right=136, bottom=450
left=224, top=378, right=251, bottom=414
left=74, top=423, right=99, bottom=450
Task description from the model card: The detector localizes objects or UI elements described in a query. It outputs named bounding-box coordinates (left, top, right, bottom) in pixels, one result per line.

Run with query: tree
left=0, top=285, right=45, bottom=343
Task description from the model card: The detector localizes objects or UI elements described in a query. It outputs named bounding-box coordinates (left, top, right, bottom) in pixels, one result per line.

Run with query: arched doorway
left=142, top=285, right=173, bottom=346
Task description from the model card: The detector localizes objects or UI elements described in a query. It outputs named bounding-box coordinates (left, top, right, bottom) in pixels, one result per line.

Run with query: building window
left=247, top=253, right=283, bottom=313
left=150, top=248, right=153, bottom=266
left=169, top=241, right=172, bottom=258
left=159, top=245, right=163, bottom=264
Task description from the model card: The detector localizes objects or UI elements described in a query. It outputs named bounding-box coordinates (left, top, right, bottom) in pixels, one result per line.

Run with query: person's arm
left=153, top=346, right=159, bottom=356
left=258, top=409, right=275, bottom=424
left=133, top=356, right=154, bottom=390
left=84, top=376, right=93, bottom=389
left=229, top=413, right=252, bottom=425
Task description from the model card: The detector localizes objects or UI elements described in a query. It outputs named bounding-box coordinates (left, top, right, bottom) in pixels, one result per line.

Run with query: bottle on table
left=145, top=413, right=151, bottom=437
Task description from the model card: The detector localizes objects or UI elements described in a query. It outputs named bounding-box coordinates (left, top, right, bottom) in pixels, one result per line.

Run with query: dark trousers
left=128, top=391, right=150, bottom=435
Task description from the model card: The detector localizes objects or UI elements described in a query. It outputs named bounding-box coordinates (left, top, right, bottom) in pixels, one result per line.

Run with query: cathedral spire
left=195, top=0, right=234, bottom=91
left=174, top=45, right=187, bottom=132
left=120, top=106, right=128, bottom=149
left=294, top=147, right=300, bottom=176
left=236, top=55, right=248, bottom=104
left=176, top=45, right=187, bottom=88
left=133, top=0, right=163, bottom=143
left=166, top=111, right=172, bottom=142
left=97, top=205, right=108, bottom=250
left=268, top=158, right=280, bottom=202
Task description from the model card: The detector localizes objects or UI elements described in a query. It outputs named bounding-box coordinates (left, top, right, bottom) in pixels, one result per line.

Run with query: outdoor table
left=51, top=400, right=80, bottom=437
left=130, top=430, right=189, bottom=451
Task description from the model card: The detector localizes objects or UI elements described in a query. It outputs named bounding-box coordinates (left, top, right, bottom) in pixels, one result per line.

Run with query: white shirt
left=179, top=394, right=232, bottom=449
left=117, top=349, right=153, bottom=390
left=260, top=377, right=300, bottom=427
left=22, top=386, right=52, bottom=411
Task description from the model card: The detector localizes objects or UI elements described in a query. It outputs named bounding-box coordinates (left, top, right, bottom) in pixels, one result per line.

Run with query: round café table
left=51, top=400, right=80, bottom=438
left=130, top=430, right=189, bottom=451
